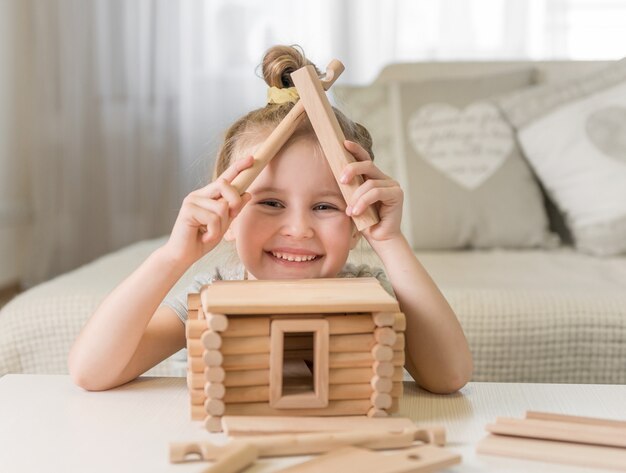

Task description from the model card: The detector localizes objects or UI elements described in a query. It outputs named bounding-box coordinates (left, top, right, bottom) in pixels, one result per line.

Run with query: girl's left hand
left=340, top=140, right=404, bottom=243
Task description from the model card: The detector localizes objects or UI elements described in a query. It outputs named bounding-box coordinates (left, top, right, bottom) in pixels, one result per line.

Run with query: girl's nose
left=280, top=209, right=315, bottom=239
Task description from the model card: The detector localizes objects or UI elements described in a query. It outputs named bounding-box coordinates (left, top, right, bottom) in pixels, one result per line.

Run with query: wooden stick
left=223, top=383, right=377, bottom=404
left=222, top=354, right=270, bottom=371
left=222, top=317, right=270, bottom=338
left=186, top=319, right=208, bottom=339
left=393, top=312, right=406, bottom=331
left=221, top=416, right=416, bottom=436
left=526, top=411, right=626, bottom=429
left=224, top=369, right=269, bottom=387
left=222, top=399, right=372, bottom=417
left=329, top=351, right=404, bottom=368
left=487, top=417, right=626, bottom=448
left=367, top=407, right=388, bottom=418
left=190, top=388, right=207, bottom=406
left=187, top=293, right=201, bottom=311
left=372, top=361, right=394, bottom=378
left=221, top=336, right=270, bottom=355
left=188, top=355, right=205, bottom=373
left=203, top=349, right=224, bottom=367
left=204, top=398, right=226, bottom=416
left=206, top=367, right=226, bottom=383
left=371, top=344, right=394, bottom=362
left=205, top=313, right=228, bottom=332
left=204, top=382, right=226, bottom=400
left=291, top=64, right=379, bottom=231
left=372, top=312, right=397, bottom=327
left=202, top=330, right=222, bottom=350
left=371, top=392, right=392, bottom=410
left=370, top=376, right=392, bottom=393
left=374, top=327, right=397, bottom=346
left=204, top=415, right=223, bottom=433
left=477, top=433, right=626, bottom=471
left=229, top=60, right=345, bottom=195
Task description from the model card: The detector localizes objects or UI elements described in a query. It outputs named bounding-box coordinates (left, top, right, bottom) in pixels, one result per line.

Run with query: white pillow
left=499, top=59, right=626, bottom=256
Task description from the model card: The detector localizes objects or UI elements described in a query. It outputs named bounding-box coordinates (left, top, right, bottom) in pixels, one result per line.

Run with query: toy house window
left=269, top=319, right=329, bottom=409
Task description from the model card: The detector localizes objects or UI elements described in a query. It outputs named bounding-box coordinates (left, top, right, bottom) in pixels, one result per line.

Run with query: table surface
left=1, top=375, right=625, bottom=472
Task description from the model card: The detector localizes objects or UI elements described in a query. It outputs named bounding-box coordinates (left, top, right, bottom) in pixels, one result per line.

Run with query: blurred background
left=1, top=0, right=626, bottom=295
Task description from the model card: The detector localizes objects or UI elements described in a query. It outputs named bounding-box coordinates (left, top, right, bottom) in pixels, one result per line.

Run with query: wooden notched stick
left=229, top=59, right=380, bottom=231
left=170, top=426, right=447, bottom=472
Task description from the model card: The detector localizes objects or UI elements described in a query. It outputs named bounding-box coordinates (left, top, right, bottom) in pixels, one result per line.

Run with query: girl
left=69, top=46, right=472, bottom=394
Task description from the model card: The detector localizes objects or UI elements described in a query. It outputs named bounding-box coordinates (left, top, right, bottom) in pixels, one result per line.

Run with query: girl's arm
left=342, top=141, right=473, bottom=394
left=68, top=156, right=254, bottom=391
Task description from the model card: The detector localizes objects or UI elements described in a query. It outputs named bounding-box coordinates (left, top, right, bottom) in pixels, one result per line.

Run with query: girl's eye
left=260, top=200, right=284, bottom=209
left=314, top=203, right=338, bottom=211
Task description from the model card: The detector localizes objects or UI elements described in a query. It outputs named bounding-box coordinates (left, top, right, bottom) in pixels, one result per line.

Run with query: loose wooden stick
left=170, top=427, right=445, bottom=463
left=487, top=417, right=626, bottom=448
left=526, top=411, right=626, bottom=429
left=221, top=415, right=418, bottom=437
left=477, top=433, right=626, bottom=471
left=230, top=60, right=345, bottom=195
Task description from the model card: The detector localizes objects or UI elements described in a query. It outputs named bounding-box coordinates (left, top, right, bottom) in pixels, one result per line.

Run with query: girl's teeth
left=272, top=252, right=316, bottom=262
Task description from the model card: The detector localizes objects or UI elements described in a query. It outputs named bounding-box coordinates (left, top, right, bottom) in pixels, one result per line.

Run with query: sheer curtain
left=16, top=0, right=626, bottom=286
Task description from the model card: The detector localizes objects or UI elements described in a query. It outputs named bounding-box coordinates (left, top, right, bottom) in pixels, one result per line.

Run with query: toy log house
left=186, top=277, right=406, bottom=432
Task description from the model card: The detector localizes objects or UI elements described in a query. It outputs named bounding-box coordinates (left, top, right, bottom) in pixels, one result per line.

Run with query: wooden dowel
left=190, top=404, right=205, bottom=421
left=224, top=369, right=270, bottom=387
left=393, top=312, right=406, bottom=331
left=526, top=411, right=626, bottom=429
left=204, top=398, right=225, bottom=416
left=222, top=317, right=270, bottom=338
left=371, top=392, right=392, bottom=409
left=367, top=407, right=388, bottom=418
left=488, top=417, right=626, bottom=448
left=187, top=339, right=203, bottom=357
left=187, top=308, right=199, bottom=320
left=372, top=361, right=394, bottom=377
left=329, top=334, right=375, bottom=352
left=477, top=433, right=626, bottom=471
left=186, top=319, right=208, bottom=339
left=206, top=313, right=228, bottom=332
left=222, top=353, right=270, bottom=371
left=372, top=312, right=397, bottom=327
left=188, top=355, right=204, bottom=373
left=391, top=382, right=403, bottom=397
left=330, top=383, right=372, bottom=400
left=221, top=336, right=270, bottom=355
left=374, top=327, right=397, bottom=346
left=187, top=371, right=204, bottom=390
left=370, top=375, right=392, bottom=393
left=201, top=330, right=222, bottom=350
left=203, top=349, right=224, bottom=367
left=329, top=368, right=373, bottom=384
left=223, top=399, right=372, bottom=417
left=224, top=385, right=269, bottom=404
left=326, top=315, right=376, bottom=335
left=206, top=366, right=226, bottom=383
left=371, top=344, right=394, bottom=362
left=187, top=293, right=201, bottom=310
left=221, top=415, right=416, bottom=436
left=329, top=351, right=404, bottom=368
left=204, top=415, right=223, bottom=434
left=190, top=388, right=206, bottom=406
left=204, top=382, right=226, bottom=400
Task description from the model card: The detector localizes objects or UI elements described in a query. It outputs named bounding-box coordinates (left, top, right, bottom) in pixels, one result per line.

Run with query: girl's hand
left=163, top=156, right=254, bottom=266
left=340, top=140, right=404, bottom=243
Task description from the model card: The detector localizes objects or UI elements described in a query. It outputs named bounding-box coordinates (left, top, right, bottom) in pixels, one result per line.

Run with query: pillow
left=498, top=59, right=626, bottom=256
left=388, top=70, right=557, bottom=250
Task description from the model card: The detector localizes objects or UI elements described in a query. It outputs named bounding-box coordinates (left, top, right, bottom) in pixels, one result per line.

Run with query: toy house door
left=269, top=319, right=330, bottom=409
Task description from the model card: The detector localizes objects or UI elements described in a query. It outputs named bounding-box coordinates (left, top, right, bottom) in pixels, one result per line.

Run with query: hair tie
left=267, top=86, right=299, bottom=105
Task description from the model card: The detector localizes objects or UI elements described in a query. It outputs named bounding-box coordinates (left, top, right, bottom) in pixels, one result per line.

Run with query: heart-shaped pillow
left=407, top=102, right=514, bottom=190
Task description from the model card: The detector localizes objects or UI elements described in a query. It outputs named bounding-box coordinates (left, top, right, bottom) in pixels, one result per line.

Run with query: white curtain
left=15, top=0, right=626, bottom=286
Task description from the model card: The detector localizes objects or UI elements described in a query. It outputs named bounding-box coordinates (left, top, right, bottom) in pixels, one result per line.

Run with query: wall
left=0, top=1, right=29, bottom=288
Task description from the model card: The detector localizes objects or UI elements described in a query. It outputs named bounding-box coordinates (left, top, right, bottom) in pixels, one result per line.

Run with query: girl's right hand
left=163, top=155, right=254, bottom=266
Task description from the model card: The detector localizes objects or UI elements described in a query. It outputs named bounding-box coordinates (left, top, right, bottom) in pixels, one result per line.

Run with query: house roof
left=200, top=277, right=399, bottom=315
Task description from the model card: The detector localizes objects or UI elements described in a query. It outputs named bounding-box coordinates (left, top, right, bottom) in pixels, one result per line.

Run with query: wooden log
left=221, top=416, right=416, bottom=436
left=186, top=319, right=208, bottom=339
left=329, top=351, right=404, bottom=368
left=188, top=293, right=201, bottom=310
left=221, top=384, right=375, bottom=403
left=224, top=369, right=270, bottom=387
left=187, top=338, right=203, bottom=357
left=370, top=376, right=392, bottom=393
left=190, top=388, right=207, bottom=406
left=222, top=317, right=270, bottom=338
left=222, top=399, right=372, bottom=417
left=188, top=355, right=205, bottom=373
left=371, top=392, right=392, bottom=410
left=223, top=353, right=270, bottom=371
left=206, top=313, right=228, bottom=332
left=372, top=312, right=397, bottom=327
left=392, top=333, right=405, bottom=351
left=203, top=415, right=223, bottom=433
left=190, top=404, right=205, bottom=421
left=329, top=368, right=373, bottom=384
left=374, top=327, right=397, bottom=346
left=371, top=344, right=394, bottom=362
left=187, top=371, right=205, bottom=390
left=224, top=385, right=270, bottom=404
left=327, top=314, right=376, bottom=335
left=204, top=382, right=225, bottom=399
left=201, top=330, right=222, bottom=350
left=393, top=312, right=406, bottom=332
left=203, top=349, right=224, bottom=367
left=372, top=361, right=394, bottom=378
left=204, top=398, right=225, bottom=416
left=367, top=407, right=388, bottom=418
left=205, top=367, right=226, bottom=383
left=221, top=336, right=270, bottom=355
left=330, top=384, right=372, bottom=400
left=187, top=308, right=199, bottom=320
left=391, top=382, right=403, bottom=397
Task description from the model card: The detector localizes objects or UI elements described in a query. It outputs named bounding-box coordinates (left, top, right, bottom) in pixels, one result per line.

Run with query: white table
left=1, top=375, right=625, bottom=472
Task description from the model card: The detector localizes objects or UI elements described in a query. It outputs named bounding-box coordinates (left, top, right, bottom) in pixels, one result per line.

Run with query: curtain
left=14, top=0, right=626, bottom=286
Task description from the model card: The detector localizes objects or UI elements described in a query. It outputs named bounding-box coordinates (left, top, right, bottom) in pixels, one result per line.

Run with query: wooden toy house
left=185, top=277, right=406, bottom=432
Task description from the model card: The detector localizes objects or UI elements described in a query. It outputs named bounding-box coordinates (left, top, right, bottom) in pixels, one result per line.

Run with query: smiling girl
left=69, top=45, right=472, bottom=393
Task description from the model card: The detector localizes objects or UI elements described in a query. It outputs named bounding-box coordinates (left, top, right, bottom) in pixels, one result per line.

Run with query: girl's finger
left=212, top=178, right=247, bottom=213
left=349, top=186, right=402, bottom=216
left=186, top=197, right=231, bottom=233
left=340, top=160, right=390, bottom=184
left=348, top=179, right=396, bottom=211
left=219, top=155, right=255, bottom=183
left=344, top=140, right=372, bottom=162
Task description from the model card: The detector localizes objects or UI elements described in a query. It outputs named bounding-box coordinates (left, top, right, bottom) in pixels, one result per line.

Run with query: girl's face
left=225, top=135, right=360, bottom=280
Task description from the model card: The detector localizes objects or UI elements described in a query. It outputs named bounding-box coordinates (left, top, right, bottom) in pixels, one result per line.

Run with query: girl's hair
left=213, top=45, right=374, bottom=179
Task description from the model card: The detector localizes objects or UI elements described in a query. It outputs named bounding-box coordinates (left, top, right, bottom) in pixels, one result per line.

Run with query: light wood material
left=190, top=388, right=207, bottom=406
left=206, top=367, right=226, bottom=383
left=188, top=293, right=200, bottom=310
left=486, top=416, right=626, bottom=448
left=204, top=398, right=226, bottom=416
left=327, top=314, right=376, bottom=334
left=186, top=319, right=208, bottom=338
left=221, top=336, right=270, bottom=355
left=222, top=354, right=270, bottom=371
left=374, top=327, right=397, bottom=346
left=221, top=415, right=416, bottom=436
left=204, top=382, right=226, bottom=399
left=371, top=376, right=392, bottom=393
left=291, top=64, right=379, bottom=231
left=393, top=312, right=406, bottom=331
left=372, top=312, right=397, bottom=327
left=188, top=355, right=205, bottom=373
left=224, top=369, right=270, bottom=387
left=526, top=411, right=626, bottom=428
left=371, top=392, right=393, bottom=410
left=329, top=350, right=404, bottom=368
left=204, top=415, right=223, bottom=434
left=219, top=399, right=372, bottom=417
left=222, top=317, right=270, bottom=338
left=201, top=278, right=399, bottom=314
left=222, top=383, right=377, bottom=403
left=202, top=349, right=224, bottom=367
left=477, top=434, right=626, bottom=471
left=205, top=313, right=228, bottom=332
left=271, top=445, right=460, bottom=473
left=201, top=330, right=222, bottom=350
left=371, top=344, right=394, bottom=362
left=229, top=59, right=345, bottom=195
left=269, top=319, right=329, bottom=409
left=372, top=361, right=395, bottom=377
left=367, top=407, right=388, bottom=418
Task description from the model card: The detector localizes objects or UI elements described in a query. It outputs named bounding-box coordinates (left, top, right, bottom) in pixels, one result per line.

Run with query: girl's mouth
left=267, top=251, right=321, bottom=264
